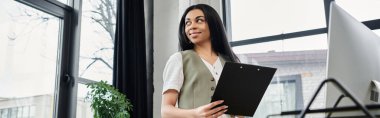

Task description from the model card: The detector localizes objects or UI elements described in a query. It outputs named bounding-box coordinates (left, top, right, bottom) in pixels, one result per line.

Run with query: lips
left=189, top=32, right=201, bottom=37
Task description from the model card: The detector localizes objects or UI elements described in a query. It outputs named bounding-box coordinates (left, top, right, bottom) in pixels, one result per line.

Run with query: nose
left=187, top=22, right=198, bottom=30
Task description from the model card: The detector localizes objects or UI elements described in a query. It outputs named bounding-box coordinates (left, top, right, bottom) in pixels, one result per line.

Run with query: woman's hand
left=192, top=100, right=228, bottom=118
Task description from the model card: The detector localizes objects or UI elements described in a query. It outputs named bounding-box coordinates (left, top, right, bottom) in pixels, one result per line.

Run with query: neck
left=194, top=41, right=216, bottom=56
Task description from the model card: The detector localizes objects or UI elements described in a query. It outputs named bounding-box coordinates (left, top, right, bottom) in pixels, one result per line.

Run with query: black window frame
left=15, top=0, right=79, bottom=117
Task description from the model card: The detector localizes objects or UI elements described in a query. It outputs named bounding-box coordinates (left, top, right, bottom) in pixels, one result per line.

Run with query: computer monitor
left=326, top=1, right=380, bottom=112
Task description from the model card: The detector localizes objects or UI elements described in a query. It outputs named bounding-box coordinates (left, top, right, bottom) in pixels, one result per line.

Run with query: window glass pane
left=233, top=34, right=327, bottom=54
left=10, top=107, right=16, bottom=118
left=0, top=0, right=60, bottom=118
left=57, top=0, right=68, bottom=5
left=336, top=0, right=380, bottom=21
left=1, top=110, right=8, bottom=118
left=22, top=106, right=30, bottom=118
left=30, top=106, right=36, bottom=117
left=233, top=35, right=328, bottom=117
left=256, top=77, right=299, bottom=118
left=79, top=0, right=117, bottom=82
left=231, top=0, right=326, bottom=41
left=76, top=84, right=93, bottom=118
left=17, top=107, right=22, bottom=118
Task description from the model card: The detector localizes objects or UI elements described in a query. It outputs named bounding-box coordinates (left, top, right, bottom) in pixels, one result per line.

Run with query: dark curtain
left=144, top=0, right=154, bottom=117
left=113, top=0, right=152, bottom=117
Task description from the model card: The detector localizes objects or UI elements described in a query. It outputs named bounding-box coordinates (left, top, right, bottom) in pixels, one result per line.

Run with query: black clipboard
left=211, top=62, right=277, bottom=116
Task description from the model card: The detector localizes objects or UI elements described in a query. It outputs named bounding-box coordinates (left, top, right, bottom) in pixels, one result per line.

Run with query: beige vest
left=178, top=50, right=227, bottom=109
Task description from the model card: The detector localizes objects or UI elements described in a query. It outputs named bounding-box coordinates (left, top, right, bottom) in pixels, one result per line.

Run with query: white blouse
left=162, top=52, right=224, bottom=94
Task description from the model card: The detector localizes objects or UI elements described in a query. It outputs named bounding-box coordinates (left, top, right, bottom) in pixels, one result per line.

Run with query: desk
left=268, top=104, right=380, bottom=118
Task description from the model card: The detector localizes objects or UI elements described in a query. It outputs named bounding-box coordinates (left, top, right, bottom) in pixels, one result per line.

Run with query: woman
left=161, top=4, right=240, bottom=118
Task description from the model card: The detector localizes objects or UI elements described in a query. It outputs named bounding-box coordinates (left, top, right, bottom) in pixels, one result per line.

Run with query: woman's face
left=184, top=9, right=211, bottom=45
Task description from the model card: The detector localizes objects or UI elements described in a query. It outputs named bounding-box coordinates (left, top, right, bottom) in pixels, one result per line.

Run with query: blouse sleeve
left=162, top=52, right=184, bottom=94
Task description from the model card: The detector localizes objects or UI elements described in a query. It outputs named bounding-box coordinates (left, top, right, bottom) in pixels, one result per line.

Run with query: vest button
left=211, top=78, right=215, bottom=81
left=211, top=87, right=215, bottom=91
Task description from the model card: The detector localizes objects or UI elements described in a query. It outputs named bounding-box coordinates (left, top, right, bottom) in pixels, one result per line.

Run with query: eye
left=196, top=19, right=204, bottom=23
left=185, top=21, right=191, bottom=26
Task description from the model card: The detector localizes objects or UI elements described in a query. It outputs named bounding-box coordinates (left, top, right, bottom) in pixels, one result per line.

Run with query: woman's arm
left=161, top=89, right=228, bottom=118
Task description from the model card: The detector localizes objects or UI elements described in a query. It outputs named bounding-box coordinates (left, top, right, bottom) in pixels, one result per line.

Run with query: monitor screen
left=326, top=1, right=380, bottom=111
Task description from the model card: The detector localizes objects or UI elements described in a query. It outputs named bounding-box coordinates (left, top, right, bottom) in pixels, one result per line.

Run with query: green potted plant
left=86, top=80, right=133, bottom=118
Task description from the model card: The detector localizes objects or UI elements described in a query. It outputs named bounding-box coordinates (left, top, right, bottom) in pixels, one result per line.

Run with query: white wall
left=153, top=1, right=223, bottom=117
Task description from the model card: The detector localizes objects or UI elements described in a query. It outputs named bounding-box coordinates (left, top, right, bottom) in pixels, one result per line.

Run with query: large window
left=0, top=0, right=72, bottom=118
left=0, top=0, right=61, bottom=118
left=0, top=0, right=119, bottom=117
left=0, top=0, right=121, bottom=117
